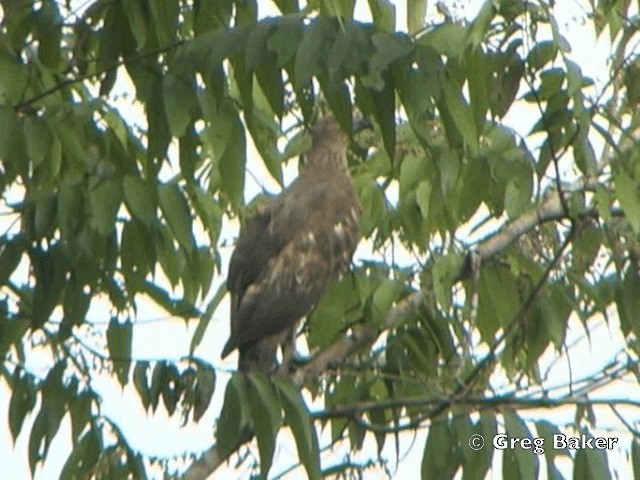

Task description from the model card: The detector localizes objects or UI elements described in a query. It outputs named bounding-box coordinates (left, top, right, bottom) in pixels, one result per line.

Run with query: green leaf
left=422, top=419, right=459, bottom=479
left=24, top=118, right=52, bottom=169
left=190, top=280, right=227, bottom=354
left=615, top=270, right=640, bottom=337
left=0, top=236, right=25, bottom=285
left=88, top=178, right=122, bottom=235
left=28, top=408, right=47, bottom=474
left=476, top=264, right=520, bottom=340
left=0, top=56, right=27, bottom=103
left=268, top=18, right=304, bottom=67
left=441, top=76, right=478, bottom=152
left=123, top=176, right=156, bottom=226
left=158, top=183, right=195, bottom=252
left=216, top=375, right=249, bottom=460
left=432, top=253, right=463, bottom=311
left=147, top=76, right=172, bottom=161
left=28, top=362, right=67, bottom=473
left=527, top=40, right=558, bottom=71
left=536, top=420, right=567, bottom=480
left=57, top=185, right=84, bottom=240
left=373, top=84, right=396, bottom=154
left=193, top=361, right=216, bottom=422
left=633, top=441, right=640, bottom=480
left=34, top=193, right=57, bottom=239
left=460, top=413, right=495, bottom=480
left=502, top=411, right=539, bottom=479
left=163, top=74, right=196, bottom=138
left=149, top=362, right=166, bottom=412
left=213, top=100, right=247, bottom=209
left=106, top=318, right=133, bottom=387
left=122, top=219, right=155, bottom=281
left=418, top=22, right=467, bottom=58
left=294, top=18, right=338, bottom=90
left=161, top=364, right=181, bottom=415
left=247, top=374, right=282, bottom=477
left=255, top=59, right=285, bottom=119
left=407, top=0, right=427, bottom=35
left=9, top=370, right=37, bottom=443
left=320, top=78, right=353, bottom=136
left=371, top=278, right=406, bottom=324
left=415, top=179, right=432, bottom=218
left=59, top=426, right=102, bottom=479
left=274, top=378, right=321, bottom=480
left=70, top=391, right=93, bottom=446
left=246, top=110, right=283, bottom=185
left=273, top=0, right=299, bottom=14
left=122, top=0, right=147, bottom=49
left=133, top=361, right=151, bottom=411
left=466, top=0, right=497, bottom=48
left=31, top=246, right=67, bottom=328
left=35, top=2, right=62, bottom=69
left=140, top=279, right=198, bottom=317
left=367, top=0, right=395, bottom=32
left=149, top=0, right=178, bottom=47
left=614, top=168, right=640, bottom=233
left=466, top=47, right=490, bottom=133
left=574, top=432, right=611, bottom=480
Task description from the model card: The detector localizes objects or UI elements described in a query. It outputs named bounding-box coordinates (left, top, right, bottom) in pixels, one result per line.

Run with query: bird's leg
left=278, top=327, right=297, bottom=374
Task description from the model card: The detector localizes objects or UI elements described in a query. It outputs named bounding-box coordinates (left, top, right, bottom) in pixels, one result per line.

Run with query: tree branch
left=16, top=41, right=184, bottom=111
left=314, top=394, right=640, bottom=421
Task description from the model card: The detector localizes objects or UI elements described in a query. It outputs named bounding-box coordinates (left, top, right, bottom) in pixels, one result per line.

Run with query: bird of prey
left=220, top=115, right=363, bottom=373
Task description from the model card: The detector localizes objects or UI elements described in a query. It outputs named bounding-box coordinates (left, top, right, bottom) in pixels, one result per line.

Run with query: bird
left=220, top=115, right=364, bottom=373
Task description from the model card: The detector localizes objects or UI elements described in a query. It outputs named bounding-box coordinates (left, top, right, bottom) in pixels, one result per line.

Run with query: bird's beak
left=353, top=117, right=373, bottom=133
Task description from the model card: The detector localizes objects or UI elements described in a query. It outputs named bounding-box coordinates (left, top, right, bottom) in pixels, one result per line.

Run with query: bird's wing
left=222, top=181, right=342, bottom=356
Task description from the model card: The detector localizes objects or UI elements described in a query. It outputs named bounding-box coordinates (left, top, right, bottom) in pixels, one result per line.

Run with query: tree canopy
left=2, top=0, right=640, bottom=478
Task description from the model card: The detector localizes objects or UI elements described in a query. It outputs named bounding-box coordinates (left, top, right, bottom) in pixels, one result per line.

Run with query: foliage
left=1, top=0, right=640, bottom=478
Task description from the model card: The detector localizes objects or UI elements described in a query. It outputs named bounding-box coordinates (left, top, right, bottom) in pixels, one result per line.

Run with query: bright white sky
left=1, top=1, right=637, bottom=479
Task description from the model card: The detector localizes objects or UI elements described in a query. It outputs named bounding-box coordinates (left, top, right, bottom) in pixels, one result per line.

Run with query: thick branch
left=180, top=428, right=253, bottom=480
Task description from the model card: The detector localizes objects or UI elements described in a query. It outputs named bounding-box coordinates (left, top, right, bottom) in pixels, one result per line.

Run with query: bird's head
left=304, top=115, right=373, bottom=173
left=310, top=115, right=348, bottom=149
left=311, top=115, right=373, bottom=146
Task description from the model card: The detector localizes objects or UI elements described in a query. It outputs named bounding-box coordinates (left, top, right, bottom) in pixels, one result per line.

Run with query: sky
left=1, top=0, right=638, bottom=479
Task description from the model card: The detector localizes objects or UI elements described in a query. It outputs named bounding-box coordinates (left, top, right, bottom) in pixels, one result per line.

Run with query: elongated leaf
left=190, top=280, right=227, bottom=354
left=123, top=176, right=156, bottom=226
left=441, top=77, right=478, bottom=152
left=163, top=74, right=196, bottom=137
left=70, top=391, right=94, bottom=446
left=212, top=100, right=246, bottom=209
left=274, top=378, right=321, bottom=480
left=216, top=375, right=249, bottom=460
left=367, top=0, right=395, bottom=32
left=502, top=411, right=539, bottom=479
left=193, top=361, right=216, bottom=422
left=106, top=318, right=133, bottom=387
left=158, top=183, right=195, bottom=252
left=9, top=370, right=37, bottom=442
left=247, top=373, right=282, bottom=477
left=133, top=361, right=151, bottom=410
left=407, top=0, right=427, bottom=35
left=88, top=178, right=122, bottom=235
left=614, top=168, right=640, bottom=233
left=422, top=419, right=459, bottom=479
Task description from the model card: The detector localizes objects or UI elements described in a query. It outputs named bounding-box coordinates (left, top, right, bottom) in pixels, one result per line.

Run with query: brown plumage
left=221, top=116, right=362, bottom=373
